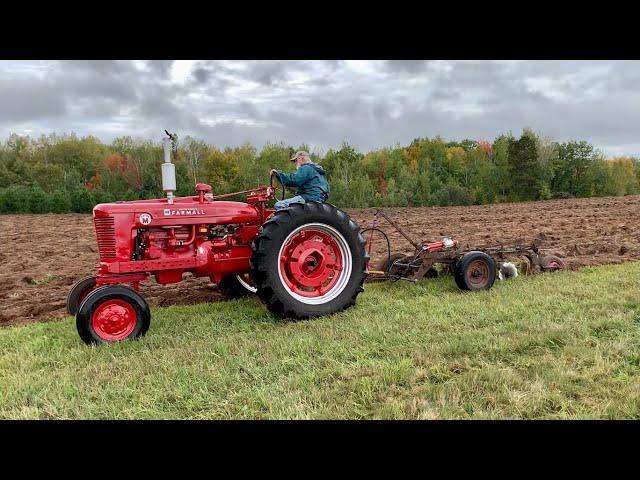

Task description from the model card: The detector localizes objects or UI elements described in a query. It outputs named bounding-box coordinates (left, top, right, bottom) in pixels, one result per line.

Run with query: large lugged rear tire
left=250, top=202, right=368, bottom=319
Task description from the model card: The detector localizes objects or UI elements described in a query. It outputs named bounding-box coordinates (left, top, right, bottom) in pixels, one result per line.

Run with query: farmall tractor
left=67, top=132, right=367, bottom=344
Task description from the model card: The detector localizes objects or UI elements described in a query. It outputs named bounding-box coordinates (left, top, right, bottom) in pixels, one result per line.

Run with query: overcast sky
left=1, top=60, right=639, bottom=157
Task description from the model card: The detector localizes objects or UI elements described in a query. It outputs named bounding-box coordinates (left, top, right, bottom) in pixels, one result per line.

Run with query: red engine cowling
left=92, top=190, right=272, bottom=286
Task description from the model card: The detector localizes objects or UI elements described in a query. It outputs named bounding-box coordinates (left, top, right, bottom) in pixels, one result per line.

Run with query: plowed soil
left=1, top=195, right=639, bottom=328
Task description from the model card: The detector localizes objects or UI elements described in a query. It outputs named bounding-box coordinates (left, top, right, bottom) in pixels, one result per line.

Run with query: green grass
left=1, top=262, right=640, bottom=419
left=28, top=274, right=57, bottom=285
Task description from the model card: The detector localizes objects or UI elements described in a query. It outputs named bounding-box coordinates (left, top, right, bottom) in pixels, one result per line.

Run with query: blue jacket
left=276, top=163, right=330, bottom=203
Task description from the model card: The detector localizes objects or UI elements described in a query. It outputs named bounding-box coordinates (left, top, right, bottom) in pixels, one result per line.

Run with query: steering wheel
left=270, top=171, right=286, bottom=201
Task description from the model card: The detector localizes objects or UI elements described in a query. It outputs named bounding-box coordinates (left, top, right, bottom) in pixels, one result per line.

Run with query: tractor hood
left=93, top=195, right=262, bottom=228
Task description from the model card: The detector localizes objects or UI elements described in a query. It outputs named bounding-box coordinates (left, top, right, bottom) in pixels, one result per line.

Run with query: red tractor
left=67, top=132, right=367, bottom=344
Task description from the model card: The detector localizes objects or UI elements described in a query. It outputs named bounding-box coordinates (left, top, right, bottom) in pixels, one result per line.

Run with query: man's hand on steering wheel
left=269, top=169, right=286, bottom=201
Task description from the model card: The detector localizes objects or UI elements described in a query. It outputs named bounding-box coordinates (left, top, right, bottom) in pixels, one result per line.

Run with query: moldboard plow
left=363, top=208, right=565, bottom=291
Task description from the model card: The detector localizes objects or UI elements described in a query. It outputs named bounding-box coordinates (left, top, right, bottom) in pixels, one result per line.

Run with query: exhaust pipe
left=162, top=133, right=176, bottom=204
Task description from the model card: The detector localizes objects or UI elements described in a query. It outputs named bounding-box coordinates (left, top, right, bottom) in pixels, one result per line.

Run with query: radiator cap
left=195, top=183, right=212, bottom=194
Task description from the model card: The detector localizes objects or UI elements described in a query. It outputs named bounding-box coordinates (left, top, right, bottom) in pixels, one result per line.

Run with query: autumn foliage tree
left=1, top=130, right=639, bottom=214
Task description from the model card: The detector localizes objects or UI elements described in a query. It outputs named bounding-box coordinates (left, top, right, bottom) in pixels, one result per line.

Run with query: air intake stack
left=162, top=131, right=177, bottom=204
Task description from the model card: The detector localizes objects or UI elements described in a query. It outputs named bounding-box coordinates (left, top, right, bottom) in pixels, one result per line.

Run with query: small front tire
left=76, top=285, right=150, bottom=345
left=66, top=275, right=97, bottom=315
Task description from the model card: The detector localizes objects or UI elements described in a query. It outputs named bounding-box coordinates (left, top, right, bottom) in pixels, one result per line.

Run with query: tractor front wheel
left=454, top=251, right=496, bottom=291
left=66, top=275, right=97, bottom=315
left=76, top=285, right=150, bottom=345
left=250, top=202, right=367, bottom=319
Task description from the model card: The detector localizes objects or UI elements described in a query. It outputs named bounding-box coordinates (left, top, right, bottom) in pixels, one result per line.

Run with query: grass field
left=1, top=262, right=639, bottom=419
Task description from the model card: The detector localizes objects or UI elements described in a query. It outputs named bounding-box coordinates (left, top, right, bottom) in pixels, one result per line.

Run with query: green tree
left=508, top=131, right=540, bottom=201
left=0, top=129, right=637, bottom=213
left=607, top=157, right=640, bottom=196
left=435, top=184, right=473, bottom=206
left=182, top=136, right=210, bottom=187
left=26, top=186, right=50, bottom=213
left=70, top=188, right=94, bottom=213
left=535, top=133, right=558, bottom=200
left=552, top=141, right=599, bottom=197
left=50, top=189, right=71, bottom=213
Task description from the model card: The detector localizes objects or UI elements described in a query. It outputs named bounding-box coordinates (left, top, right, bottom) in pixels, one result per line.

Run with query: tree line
left=0, top=128, right=639, bottom=214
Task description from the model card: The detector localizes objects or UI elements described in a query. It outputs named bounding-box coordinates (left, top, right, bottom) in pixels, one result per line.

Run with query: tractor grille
left=94, top=216, right=116, bottom=259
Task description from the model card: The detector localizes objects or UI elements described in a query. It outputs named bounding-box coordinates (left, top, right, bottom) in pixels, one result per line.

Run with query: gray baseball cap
left=290, top=150, right=310, bottom=162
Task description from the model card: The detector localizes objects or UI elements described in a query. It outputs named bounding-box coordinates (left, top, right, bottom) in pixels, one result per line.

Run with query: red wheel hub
left=92, top=300, right=137, bottom=341
left=467, top=259, right=490, bottom=287
left=279, top=228, right=344, bottom=298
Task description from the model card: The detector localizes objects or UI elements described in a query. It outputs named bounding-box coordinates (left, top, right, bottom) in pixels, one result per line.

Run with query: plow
left=363, top=208, right=565, bottom=290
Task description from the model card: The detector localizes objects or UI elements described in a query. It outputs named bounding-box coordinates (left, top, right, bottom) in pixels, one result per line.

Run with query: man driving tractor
left=269, top=150, right=330, bottom=209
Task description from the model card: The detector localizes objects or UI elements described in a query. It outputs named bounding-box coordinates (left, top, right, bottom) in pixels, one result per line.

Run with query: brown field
left=1, top=195, right=639, bottom=328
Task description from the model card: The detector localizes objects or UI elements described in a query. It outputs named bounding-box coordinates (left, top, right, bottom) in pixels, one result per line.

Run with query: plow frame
left=364, top=208, right=558, bottom=283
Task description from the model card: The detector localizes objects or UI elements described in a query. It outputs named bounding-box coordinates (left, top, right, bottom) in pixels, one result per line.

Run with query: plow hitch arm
left=376, top=208, right=423, bottom=251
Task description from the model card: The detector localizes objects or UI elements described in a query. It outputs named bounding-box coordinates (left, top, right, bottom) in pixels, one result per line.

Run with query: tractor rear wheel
left=218, top=273, right=257, bottom=299
left=454, top=251, right=496, bottom=291
left=76, top=285, right=150, bottom=345
left=250, top=202, right=367, bottom=319
left=66, top=275, right=97, bottom=315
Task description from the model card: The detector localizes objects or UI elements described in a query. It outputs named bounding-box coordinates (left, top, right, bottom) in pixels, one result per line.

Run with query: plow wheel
left=76, top=285, right=150, bottom=345
left=66, top=275, right=97, bottom=315
left=377, top=253, right=408, bottom=276
left=250, top=202, right=367, bottom=319
left=454, top=251, right=496, bottom=291
left=539, top=254, right=565, bottom=272
left=218, top=273, right=258, bottom=299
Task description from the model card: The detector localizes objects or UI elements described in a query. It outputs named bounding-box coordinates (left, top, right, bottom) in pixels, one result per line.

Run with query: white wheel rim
left=277, top=222, right=353, bottom=305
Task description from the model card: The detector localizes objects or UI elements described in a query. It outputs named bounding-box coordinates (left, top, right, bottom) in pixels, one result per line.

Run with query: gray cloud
left=0, top=78, right=67, bottom=122
left=385, top=60, right=430, bottom=73
left=192, top=67, right=210, bottom=83
left=0, top=60, right=639, bottom=157
left=246, top=61, right=289, bottom=86
left=146, top=60, right=174, bottom=78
